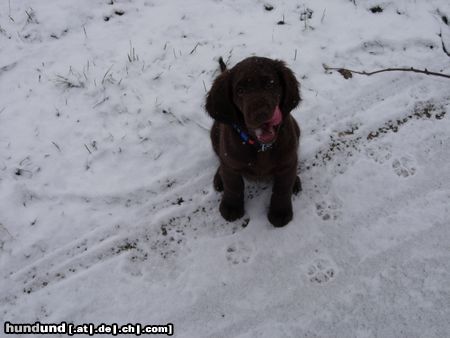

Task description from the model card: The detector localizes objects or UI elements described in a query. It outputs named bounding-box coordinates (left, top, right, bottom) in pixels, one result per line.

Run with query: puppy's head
left=206, top=56, right=300, bottom=144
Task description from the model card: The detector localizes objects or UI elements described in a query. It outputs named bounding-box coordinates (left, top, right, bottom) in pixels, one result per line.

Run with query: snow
left=1, top=0, right=450, bottom=337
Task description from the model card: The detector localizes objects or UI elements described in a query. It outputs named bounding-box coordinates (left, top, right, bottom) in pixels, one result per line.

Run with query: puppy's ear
left=275, top=60, right=301, bottom=115
left=205, top=71, right=238, bottom=124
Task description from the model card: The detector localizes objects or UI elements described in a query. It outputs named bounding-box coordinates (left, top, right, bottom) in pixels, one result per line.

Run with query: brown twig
left=323, top=64, right=450, bottom=79
left=438, top=30, right=450, bottom=58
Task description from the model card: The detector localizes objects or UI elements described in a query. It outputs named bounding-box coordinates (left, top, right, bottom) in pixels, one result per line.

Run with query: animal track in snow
left=392, top=156, right=416, bottom=178
left=226, top=241, right=252, bottom=265
left=365, top=143, right=392, bottom=164
left=315, top=198, right=342, bottom=221
left=306, top=258, right=336, bottom=284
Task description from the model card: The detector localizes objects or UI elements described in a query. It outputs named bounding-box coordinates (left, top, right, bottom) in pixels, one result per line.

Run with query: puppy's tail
left=218, top=57, right=227, bottom=73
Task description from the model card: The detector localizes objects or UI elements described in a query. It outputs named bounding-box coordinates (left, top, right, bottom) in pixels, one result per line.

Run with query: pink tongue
left=255, top=106, right=282, bottom=143
left=268, top=106, right=282, bottom=126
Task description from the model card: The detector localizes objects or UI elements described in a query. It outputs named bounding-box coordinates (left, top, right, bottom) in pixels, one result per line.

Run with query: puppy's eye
left=236, top=87, right=244, bottom=95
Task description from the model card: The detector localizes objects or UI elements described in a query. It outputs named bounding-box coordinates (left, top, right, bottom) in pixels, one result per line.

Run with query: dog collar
left=231, top=124, right=274, bottom=152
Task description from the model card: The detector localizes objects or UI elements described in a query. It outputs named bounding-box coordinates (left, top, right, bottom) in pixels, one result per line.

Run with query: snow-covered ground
left=1, top=0, right=450, bottom=336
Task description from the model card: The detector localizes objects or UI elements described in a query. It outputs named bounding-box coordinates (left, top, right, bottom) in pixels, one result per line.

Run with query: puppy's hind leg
left=293, top=175, right=302, bottom=195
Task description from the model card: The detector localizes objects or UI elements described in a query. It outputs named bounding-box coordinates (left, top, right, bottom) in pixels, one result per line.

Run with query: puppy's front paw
left=268, top=206, right=293, bottom=227
left=220, top=199, right=244, bottom=222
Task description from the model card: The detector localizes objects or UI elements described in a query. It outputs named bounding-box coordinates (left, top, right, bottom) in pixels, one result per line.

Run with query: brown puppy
left=206, top=56, right=301, bottom=227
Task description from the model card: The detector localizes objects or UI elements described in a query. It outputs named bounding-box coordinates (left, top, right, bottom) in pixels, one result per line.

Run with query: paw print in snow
left=365, top=144, right=392, bottom=164
left=226, top=241, right=252, bottom=265
left=315, top=198, right=342, bottom=221
left=392, top=156, right=416, bottom=177
left=307, top=258, right=336, bottom=284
